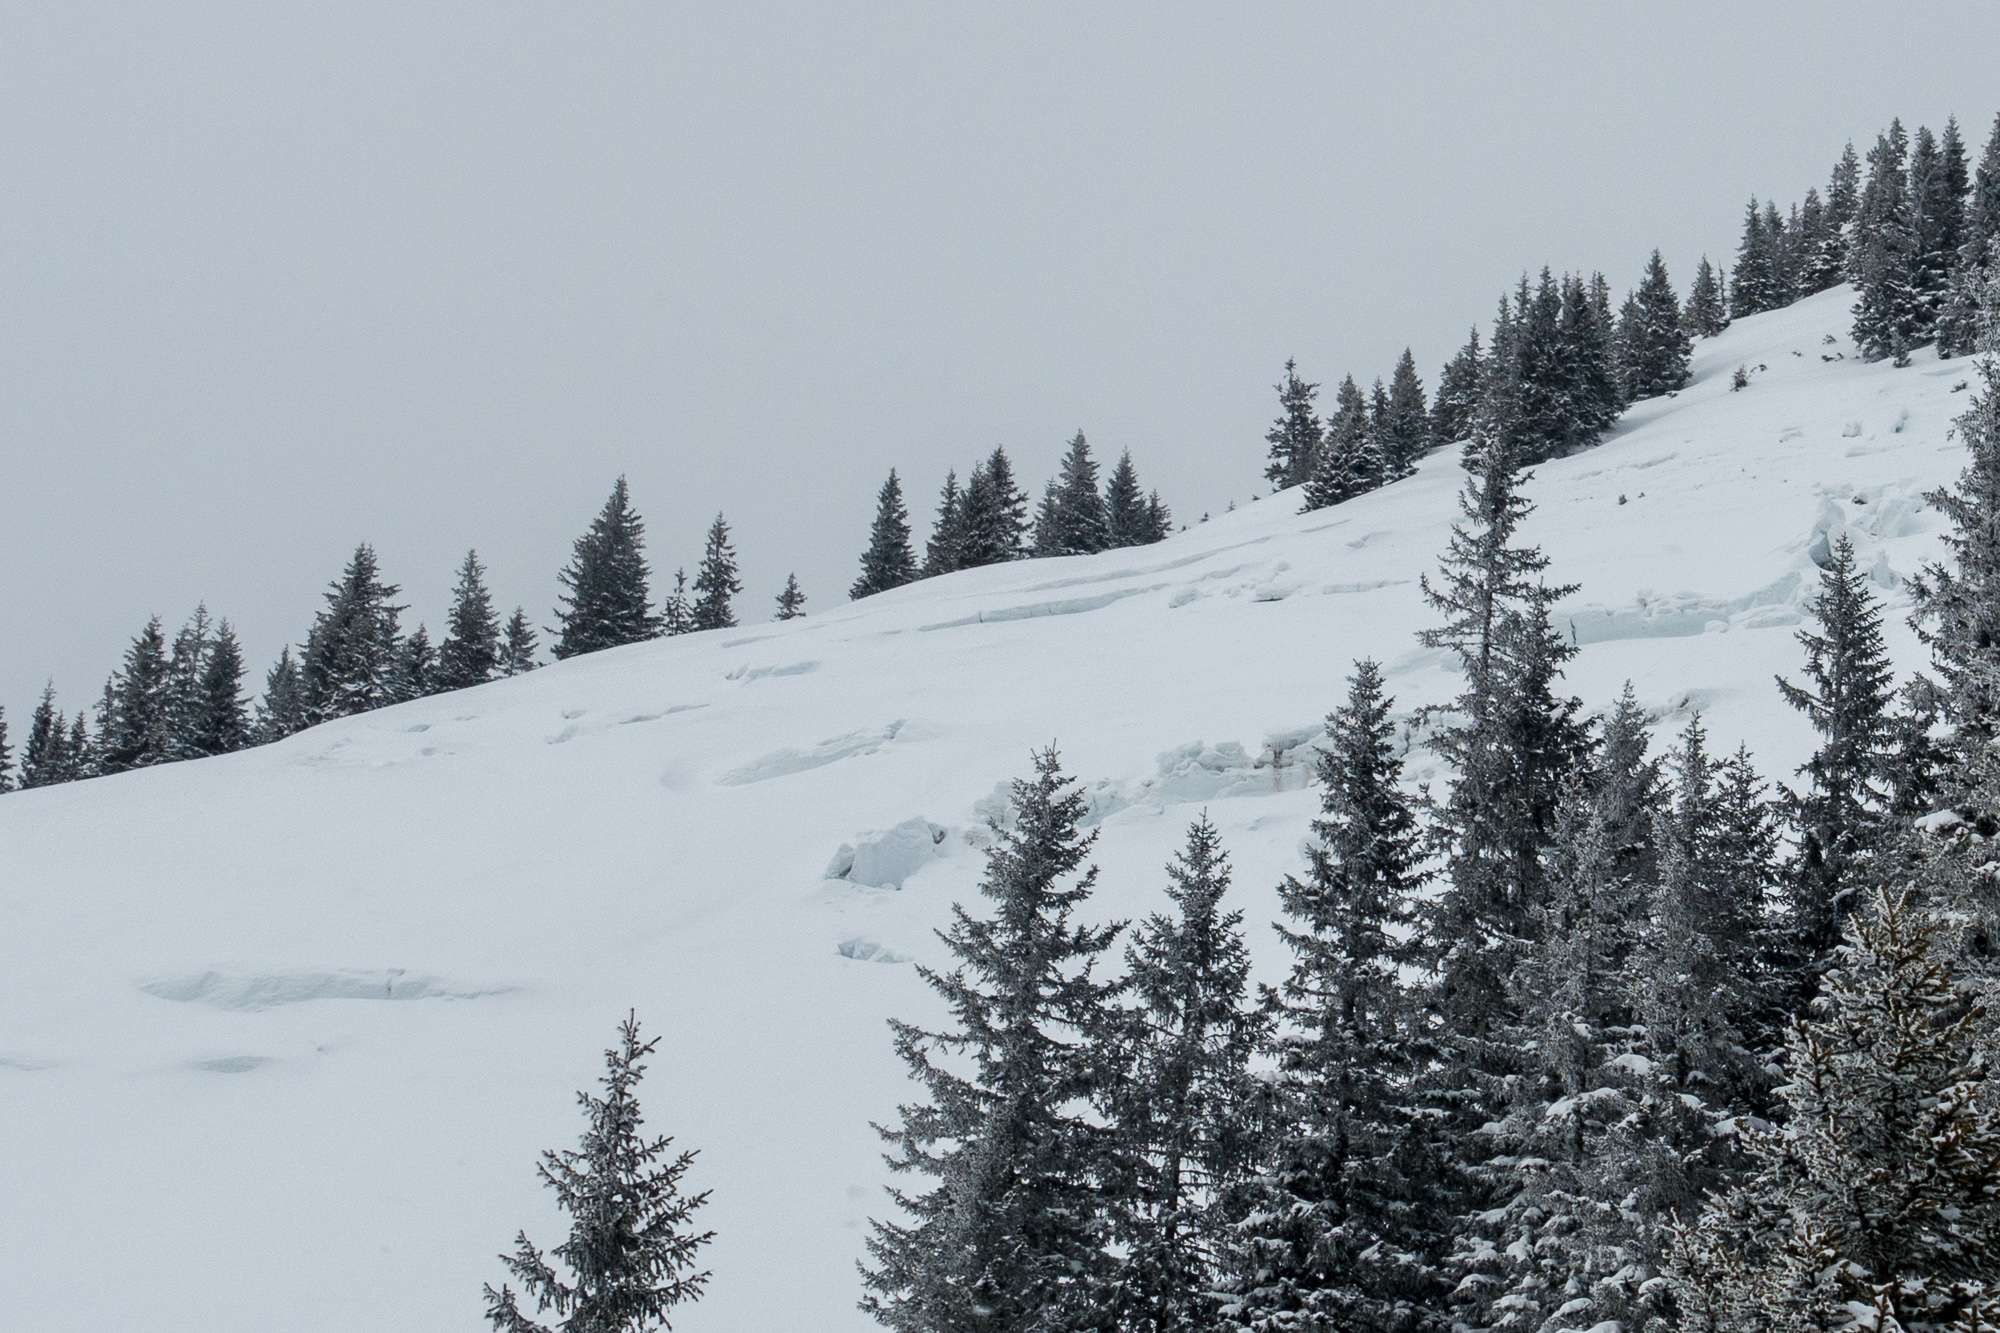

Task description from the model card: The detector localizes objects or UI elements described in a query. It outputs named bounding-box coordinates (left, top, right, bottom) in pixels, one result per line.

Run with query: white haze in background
left=0, top=1, right=1995, bottom=710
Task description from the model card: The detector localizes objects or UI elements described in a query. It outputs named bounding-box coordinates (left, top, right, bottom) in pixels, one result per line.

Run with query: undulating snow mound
left=0, top=286, right=1976, bottom=1331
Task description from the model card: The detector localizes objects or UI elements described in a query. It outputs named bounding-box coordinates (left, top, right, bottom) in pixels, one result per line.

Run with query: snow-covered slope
left=0, top=285, right=1978, bottom=1331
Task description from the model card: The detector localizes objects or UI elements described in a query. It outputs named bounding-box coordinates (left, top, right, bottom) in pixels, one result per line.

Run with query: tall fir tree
left=1220, top=659, right=1447, bottom=1333
left=485, top=1014, right=713, bottom=1333
left=1621, top=250, right=1692, bottom=398
left=302, top=543, right=405, bottom=722
left=1430, top=328, right=1483, bottom=446
left=1684, top=256, right=1728, bottom=337
left=1044, top=431, right=1110, bottom=555
left=852, top=470, right=918, bottom=599
left=1731, top=199, right=1780, bottom=317
left=1852, top=121, right=1925, bottom=363
left=1108, top=816, right=1265, bottom=1333
left=437, top=550, right=502, bottom=691
left=254, top=647, right=308, bottom=743
left=921, top=470, right=965, bottom=577
left=552, top=478, right=659, bottom=659
left=188, top=621, right=248, bottom=757
left=1382, top=348, right=1431, bottom=475
left=1562, top=270, right=1624, bottom=430
left=394, top=624, right=437, bottom=702
left=1776, top=535, right=1896, bottom=996
left=100, top=616, right=172, bottom=773
left=1264, top=359, right=1324, bottom=490
left=1103, top=450, right=1149, bottom=548
left=0, top=705, right=10, bottom=792
left=502, top=609, right=539, bottom=675
left=863, top=749, right=1126, bottom=1332
left=163, top=606, right=213, bottom=758
left=660, top=570, right=693, bottom=637
left=954, top=448, right=1030, bottom=568
left=691, top=513, right=741, bottom=632
left=18, top=684, right=68, bottom=788
left=1824, top=140, right=1862, bottom=278
left=1304, top=374, right=1381, bottom=510
left=774, top=573, right=806, bottom=621
left=1910, top=121, right=1968, bottom=334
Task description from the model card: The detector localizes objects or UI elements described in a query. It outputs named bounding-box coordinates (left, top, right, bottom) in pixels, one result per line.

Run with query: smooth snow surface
left=0, top=286, right=1979, bottom=1330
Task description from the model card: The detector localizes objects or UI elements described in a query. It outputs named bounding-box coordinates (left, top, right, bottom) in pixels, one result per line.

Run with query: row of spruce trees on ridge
left=466, top=217, right=2000, bottom=1333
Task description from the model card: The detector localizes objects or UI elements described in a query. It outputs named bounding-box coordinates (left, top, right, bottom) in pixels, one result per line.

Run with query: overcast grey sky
left=3, top=2, right=1996, bottom=718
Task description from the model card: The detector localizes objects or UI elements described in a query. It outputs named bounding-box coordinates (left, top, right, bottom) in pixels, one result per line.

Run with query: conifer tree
left=774, top=574, right=806, bottom=621
left=302, top=543, right=406, bottom=721
left=1264, top=359, right=1323, bottom=490
left=852, top=470, right=918, bottom=599
left=1108, top=816, right=1264, bottom=1333
left=1766, top=199, right=1799, bottom=307
left=1852, top=121, right=1925, bottom=363
left=1911, top=121, right=1968, bottom=331
left=395, top=624, right=437, bottom=701
left=660, top=572, right=692, bottom=637
left=1303, top=375, right=1380, bottom=510
left=1913, top=359, right=2000, bottom=775
left=502, top=610, right=539, bottom=675
left=1221, top=660, right=1447, bottom=1331
left=1383, top=348, right=1431, bottom=475
left=485, top=1013, right=713, bottom=1333
left=552, top=478, right=659, bottom=659
left=1430, top=328, right=1483, bottom=447
left=254, top=647, right=308, bottom=743
left=1777, top=535, right=1896, bottom=993
left=0, top=706, right=10, bottom=792
left=1621, top=250, right=1692, bottom=398
left=921, top=471, right=964, bottom=577
left=437, top=550, right=502, bottom=691
left=1824, top=141, right=1862, bottom=278
left=189, top=621, right=248, bottom=756
left=1042, top=431, right=1110, bottom=555
left=1684, top=256, right=1727, bottom=336
left=1562, top=270, right=1624, bottom=430
left=1794, top=188, right=1842, bottom=294
left=1141, top=491, right=1173, bottom=544
left=954, top=448, right=1029, bottom=568
left=863, top=749, right=1126, bottom=1332
left=1731, top=199, right=1779, bottom=317
left=1669, top=892, right=2000, bottom=1333
left=18, top=684, right=66, bottom=788
left=164, top=606, right=213, bottom=758
left=1031, top=479, right=1063, bottom=558
left=1103, top=450, right=1147, bottom=548
left=65, top=712, right=91, bottom=779
left=100, top=616, right=173, bottom=773
left=688, top=514, right=741, bottom=632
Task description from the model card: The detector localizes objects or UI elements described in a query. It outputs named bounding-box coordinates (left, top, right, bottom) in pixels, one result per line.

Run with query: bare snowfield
left=0, top=284, right=1978, bottom=1330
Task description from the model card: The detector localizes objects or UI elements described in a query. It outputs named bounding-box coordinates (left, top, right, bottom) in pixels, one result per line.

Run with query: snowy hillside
left=0, top=285, right=1979, bottom=1332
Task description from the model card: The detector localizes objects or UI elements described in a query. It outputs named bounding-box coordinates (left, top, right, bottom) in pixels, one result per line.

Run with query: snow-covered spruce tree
left=660, top=570, right=692, bottom=637
left=1621, top=251, right=1691, bottom=399
left=1777, top=535, right=1896, bottom=995
left=18, top=684, right=67, bottom=788
left=774, top=573, right=806, bottom=620
left=1852, top=121, right=1925, bottom=364
left=302, top=543, right=406, bottom=722
left=1304, top=375, right=1382, bottom=511
left=552, top=478, right=659, bottom=659
left=486, top=1013, right=713, bottom=1333
left=852, top=470, right=918, bottom=599
left=954, top=448, right=1030, bottom=568
left=690, top=513, right=741, bottom=632
left=162, top=605, right=213, bottom=759
left=0, top=707, right=10, bottom=791
left=1683, top=257, right=1728, bottom=338
left=1668, top=891, right=2000, bottom=1333
left=921, top=470, right=964, bottom=577
left=1820, top=141, right=1863, bottom=283
left=436, top=550, right=501, bottom=691
left=1382, top=349, right=1432, bottom=475
left=1563, top=271, right=1624, bottom=431
left=1265, top=359, right=1324, bottom=491
left=394, top=624, right=438, bottom=702
left=1107, top=815, right=1266, bottom=1333
left=1912, top=355, right=2000, bottom=779
left=1911, top=120, right=1969, bottom=336
left=254, top=646, right=308, bottom=742
left=1031, top=479, right=1063, bottom=558
left=1104, top=450, right=1148, bottom=548
left=1938, top=235, right=1997, bottom=359
left=502, top=609, right=539, bottom=675
left=1732, top=199, right=1781, bottom=318
left=188, top=620, right=248, bottom=757
left=863, top=748, right=1126, bottom=1332
left=1431, top=328, right=1483, bottom=448
left=1047, top=431, right=1110, bottom=556
left=1142, top=491, right=1173, bottom=543
left=1220, top=659, right=1449, bottom=1333
left=99, top=615, right=172, bottom=773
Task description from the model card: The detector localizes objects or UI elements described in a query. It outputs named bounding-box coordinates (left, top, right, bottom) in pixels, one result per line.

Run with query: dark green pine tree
left=863, top=749, right=1126, bottom=1333
left=163, top=606, right=213, bottom=759
left=1910, top=121, right=1968, bottom=335
left=0, top=706, right=10, bottom=792
left=1683, top=256, right=1728, bottom=337
left=1046, top=431, right=1110, bottom=555
left=1510, top=268, right=1607, bottom=463
left=189, top=621, right=248, bottom=756
left=436, top=550, right=502, bottom=692
left=1141, top=491, right=1173, bottom=544
left=302, top=543, right=406, bottom=722
left=1264, top=359, right=1324, bottom=490
left=691, top=514, right=741, bottom=632
left=1418, top=431, right=1589, bottom=1040
left=1031, top=479, right=1063, bottom=558
left=1561, top=270, right=1624, bottom=434
left=1776, top=535, right=1895, bottom=997
left=660, top=571, right=692, bottom=637
left=1621, top=250, right=1691, bottom=399
left=1303, top=374, right=1381, bottom=510
left=485, top=1014, right=713, bottom=1333
left=502, top=609, right=539, bottom=675
left=1220, top=659, right=1447, bottom=1333
left=1669, top=893, right=2000, bottom=1333
left=773, top=573, right=806, bottom=621
left=1824, top=140, right=1863, bottom=279
left=18, top=684, right=68, bottom=788
left=954, top=448, right=1029, bottom=568
left=1429, top=328, right=1483, bottom=447
left=1107, top=816, right=1265, bottom=1333
left=1766, top=200, right=1798, bottom=306
left=395, top=624, right=438, bottom=702
left=852, top=470, right=918, bottom=599
left=921, top=470, right=964, bottom=577
left=1851, top=121, right=1925, bottom=364
left=1913, top=360, right=2000, bottom=777
left=1794, top=188, right=1841, bottom=294
left=1731, top=199, right=1780, bottom=317
left=100, top=616, right=173, bottom=773
left=1937, top=117, right=1996, bottom=358
left=1103, top=450, right=1148, bottom=548
left=1382, top=349, right=1431, bottom=476
left=254, top=647, right=308, bottom=743
left=552, top=478, right=660, bottom=659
